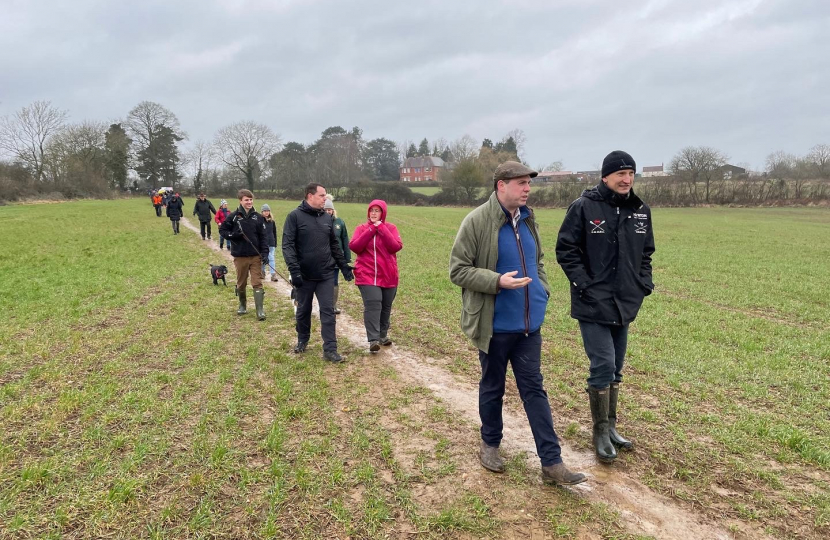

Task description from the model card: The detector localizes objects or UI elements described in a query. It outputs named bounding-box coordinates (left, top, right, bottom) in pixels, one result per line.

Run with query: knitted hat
left=324, top=198, right=334, bottom=210
left=601, top=151, right=636, bottom=178
left=261, top=204, right=271, bottom=212
left=220, top=199, right=227, bottom=206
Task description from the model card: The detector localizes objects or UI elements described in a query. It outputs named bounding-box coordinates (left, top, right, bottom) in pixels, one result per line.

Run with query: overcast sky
left=1, top=0, right=827, bottom=171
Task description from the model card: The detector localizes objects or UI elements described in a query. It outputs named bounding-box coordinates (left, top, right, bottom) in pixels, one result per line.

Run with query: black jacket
left=166, top=196, right=184, bottom=219
left=282, top=201, right=348, bottom=280
left=264, top=218, right=277, bottom=248
left=555, top=182, right=655, bottom=326
left=193, top=199, right=216, bottom=222
left=219, top=206, right=269, bottom=259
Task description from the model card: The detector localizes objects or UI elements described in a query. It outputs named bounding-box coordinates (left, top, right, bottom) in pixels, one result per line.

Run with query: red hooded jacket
left=349, top=199, right=403, bottom=288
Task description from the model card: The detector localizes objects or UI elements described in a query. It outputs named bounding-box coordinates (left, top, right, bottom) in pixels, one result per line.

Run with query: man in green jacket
left=449, top=161, right=586, bottom=486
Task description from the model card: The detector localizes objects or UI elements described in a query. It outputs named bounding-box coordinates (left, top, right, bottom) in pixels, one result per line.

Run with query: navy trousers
left=478, top=330, right=562, bottom=466
left=578, top=321, right=629, bottom=389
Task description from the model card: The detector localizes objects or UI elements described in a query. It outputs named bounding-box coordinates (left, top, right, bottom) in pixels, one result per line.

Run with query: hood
left=366, top=199, right=388, bottom=222
left=299, top=200, right=324, bottom=215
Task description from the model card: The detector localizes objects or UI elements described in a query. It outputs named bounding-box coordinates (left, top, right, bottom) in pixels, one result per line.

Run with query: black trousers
left=199, top=220, right=212, bottom=239
left=295, top=277, right=337, bottom=353
left=155, top=205, right=162, bottom=216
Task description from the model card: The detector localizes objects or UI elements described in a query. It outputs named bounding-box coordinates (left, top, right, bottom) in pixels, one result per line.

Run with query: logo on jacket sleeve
left=589, top=219, right=606, bottom=234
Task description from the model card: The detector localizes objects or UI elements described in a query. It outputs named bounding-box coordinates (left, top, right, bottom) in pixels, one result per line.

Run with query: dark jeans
left=155, top=205, right=162, bottom=216
left=295, top=277, right=337, bottom=353
left=479, top=331, right=562, bottom=466
left=170, top=219, right=179, bottom=233
left=199, top=220, right=212, bottom=239
left=357, top=285, right=397, bottom=342
left=578, top=321, right=629, bottom=389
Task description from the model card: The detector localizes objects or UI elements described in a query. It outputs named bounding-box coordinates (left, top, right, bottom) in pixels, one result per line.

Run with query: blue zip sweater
left=493, top=205, right=549, bottom=333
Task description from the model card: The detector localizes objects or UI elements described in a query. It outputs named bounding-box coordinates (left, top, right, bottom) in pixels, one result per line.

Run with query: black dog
left=210, top=264, right=228, bottom=286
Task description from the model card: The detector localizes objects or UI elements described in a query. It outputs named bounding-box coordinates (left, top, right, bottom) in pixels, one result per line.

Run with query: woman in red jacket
left=349, top=199, right=403, bottom=352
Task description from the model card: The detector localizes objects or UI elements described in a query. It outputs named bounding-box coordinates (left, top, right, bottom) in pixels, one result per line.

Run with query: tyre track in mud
left=183, top=217, right=772, bottom=540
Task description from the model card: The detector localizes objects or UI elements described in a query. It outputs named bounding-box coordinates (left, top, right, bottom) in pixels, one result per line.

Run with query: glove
left=341, top=266, right=354, bottom=282
left=261, top=255, right=269, bottom=267
left=290, top=274, right=303, bottom=288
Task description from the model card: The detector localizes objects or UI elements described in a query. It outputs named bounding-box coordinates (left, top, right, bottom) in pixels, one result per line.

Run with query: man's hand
left=498, top=271, right=531, bottom=290
left=290, top=274, right=303, bottom=288
left=341, top=266, right=354, bottom=282
left=261, top=255, right=269, bottom=267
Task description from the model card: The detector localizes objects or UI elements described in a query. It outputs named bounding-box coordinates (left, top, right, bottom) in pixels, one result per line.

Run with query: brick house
left=400, top=156, right=445, bottom=182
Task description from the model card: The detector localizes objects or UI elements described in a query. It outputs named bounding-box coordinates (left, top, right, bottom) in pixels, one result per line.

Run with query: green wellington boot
left=608, top=383, right=634, bottom=450
left=587, top=387, right=617, bottom=464
left=253, top=288, right=266, bottom=321
left=332, top=285, right=341, bottom=314
left=236, top=288, right=247, bottom=315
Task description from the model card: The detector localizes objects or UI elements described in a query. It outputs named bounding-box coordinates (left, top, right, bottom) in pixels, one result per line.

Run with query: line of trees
left=1, top=99, right=827, bottom=207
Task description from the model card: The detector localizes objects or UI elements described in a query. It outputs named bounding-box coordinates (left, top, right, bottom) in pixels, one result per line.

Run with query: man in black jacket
left=555, top=150, right=655, bottom=465
left=219, top=189, right=270, bottom=321
left=282, top=183, right=354, bottom=363
left=193, top=193, right=217, bottom=240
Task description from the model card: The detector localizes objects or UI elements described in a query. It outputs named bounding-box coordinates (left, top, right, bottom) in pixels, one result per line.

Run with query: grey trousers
left=357, top=285, right=397, bottom=342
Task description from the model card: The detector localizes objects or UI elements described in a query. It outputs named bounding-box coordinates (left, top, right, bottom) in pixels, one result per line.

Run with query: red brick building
left=399, top=156, right=445, bottom=182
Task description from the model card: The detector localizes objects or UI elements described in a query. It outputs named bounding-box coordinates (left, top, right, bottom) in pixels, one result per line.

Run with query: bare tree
left=537, top=160, right=564, bottom=172
left=505, top=128, right=527, bottom=160
left=0, top=100, right=67, bottom=182
left=124, top=101, right=184, bottom=147
left=449, top=134, right=478, bottom=163
left=807, top=143, right=830, bottom=179
left=213, top=121, right=281, bottom=191
left=184, top=140, right=214, bottom=194
left=668, top=146, right=728, bottom=204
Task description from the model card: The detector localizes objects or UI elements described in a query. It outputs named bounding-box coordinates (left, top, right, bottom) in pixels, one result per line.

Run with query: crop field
left=1, top=199, right=828, bottom=539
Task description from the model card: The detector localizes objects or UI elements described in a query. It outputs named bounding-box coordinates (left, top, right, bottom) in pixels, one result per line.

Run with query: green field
left=1, top=199, right=829, bottom=539
left=406, top=186, right=442, bottom=196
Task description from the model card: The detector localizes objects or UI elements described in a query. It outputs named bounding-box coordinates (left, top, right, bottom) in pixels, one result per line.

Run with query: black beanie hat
left=601, top=150, right=636, bottom=178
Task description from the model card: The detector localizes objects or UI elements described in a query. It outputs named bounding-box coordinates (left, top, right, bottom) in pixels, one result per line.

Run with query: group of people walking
left=147, top=149, right=653, bottom=488
left=218, top=185, right=403, bottom=364
left=450, top=150, right=654, bottom=486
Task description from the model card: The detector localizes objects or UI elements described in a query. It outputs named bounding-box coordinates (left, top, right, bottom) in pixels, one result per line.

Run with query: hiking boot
left=587, top=387, right=617, bottom=464
left=293, top=342, right=308, bottom=354
left=379, top=337, right=393, bottom=346
left=542, top=463, right=587, bottom=486
left=609, top=383, right=634, bottom=450
left=253, top=288, right=266, bottom=321
left=369, top=341, right=381, bottom=353
left=270, top=274, right=278, bottom=282
left=324, top=350, right=343, bottom=363
left=479, top=441, right=504, bottom=473
left=236, top=289, right=247, bottom=315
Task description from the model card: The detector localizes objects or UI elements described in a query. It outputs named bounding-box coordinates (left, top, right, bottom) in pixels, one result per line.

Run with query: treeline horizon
left=1, top=99, right=828, bottom=207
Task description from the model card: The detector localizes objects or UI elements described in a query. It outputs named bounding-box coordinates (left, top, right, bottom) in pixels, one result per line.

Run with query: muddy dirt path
left=184, top=218, right=769, bottom=540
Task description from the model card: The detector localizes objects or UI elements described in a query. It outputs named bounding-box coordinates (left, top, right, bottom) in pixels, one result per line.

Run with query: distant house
left=534, top=171, right=575, bottom=183
left=717, top=164, right=747, bottom=180
left=400, top=156, right=445, bottom=182
left=576, top=170, right=601, bottom=182
left=642, top=164, right=669, bottom=177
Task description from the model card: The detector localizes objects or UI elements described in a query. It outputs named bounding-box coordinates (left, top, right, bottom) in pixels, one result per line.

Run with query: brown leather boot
left=542, top=463, right=587, bottom=486
left=479, top=441, right=504, bottom=473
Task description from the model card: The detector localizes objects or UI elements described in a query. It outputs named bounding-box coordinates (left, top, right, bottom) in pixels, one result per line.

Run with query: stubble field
left=0, top=198, right=828, bottom=539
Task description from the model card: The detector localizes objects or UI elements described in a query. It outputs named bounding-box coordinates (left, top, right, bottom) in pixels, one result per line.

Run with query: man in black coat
left=192, top=193, right=217, bottom=240
left=282, top=183, right=354, bottom=363
left=219, top=189, right=270, bottom=321
left=555, top=150, right=655, bottom=465
left=165, top=193, right=184, bottom=234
